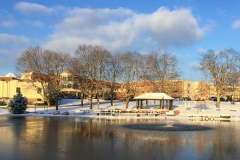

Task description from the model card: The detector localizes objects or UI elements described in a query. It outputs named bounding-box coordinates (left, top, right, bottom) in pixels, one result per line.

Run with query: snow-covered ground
left=0, top=99, right=240, bottom=120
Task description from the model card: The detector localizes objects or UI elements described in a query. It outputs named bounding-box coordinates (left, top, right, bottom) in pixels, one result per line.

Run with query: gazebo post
left=141, top=100, right=143, bottom=108
left=160, top=99, right=164, bottom=109
left=169, top=100, right=173, bottom=110
left=136, top=100, right=138, bottom=109
left=146, top=100, right=148, bottom=109
left=166, top=100, right=170, bottom=110
left=154, top=100, right=156, bottom=108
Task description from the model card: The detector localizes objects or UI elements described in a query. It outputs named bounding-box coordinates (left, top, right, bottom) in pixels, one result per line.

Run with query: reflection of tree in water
left=195, top=132, right=207, bottom=155
left=72, top=118, right=186, bottom=159
left=7, top=116, right=28, bottom=137
left=21, top=117, right=66, bottom=153
left=72, top=118, right=240, bottom=159
left=4, top=116, right=240, bottom=159
left=210, top=124, right=240, bottom=159
left=16, top=117, right=86, bottom=155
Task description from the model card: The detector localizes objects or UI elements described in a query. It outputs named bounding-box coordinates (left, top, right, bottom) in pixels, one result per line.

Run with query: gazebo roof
left=133, top=93, right=174, bottom=100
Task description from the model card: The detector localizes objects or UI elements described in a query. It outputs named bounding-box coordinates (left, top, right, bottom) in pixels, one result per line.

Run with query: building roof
left=133, top=93, right=174, bottom=100
left=61, top=70, right=73, bottom=74
left=5, top=72, right=16, bottom=77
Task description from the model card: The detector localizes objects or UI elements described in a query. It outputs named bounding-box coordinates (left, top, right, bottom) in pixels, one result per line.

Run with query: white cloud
left=189, top=61, right=201, bottom=70
left=0, top=33, right=29, bottom=45
left=0, top=49, right=13, bottom=56
left=232, top=19, right=240, bottom=29
left=13, top=2, right=205, bottom=53
left=42, top=7, right=205, bottom=54
left=197, top=47, right=205, bottom=53
left=1, top=19, right=18, bottom=27
left=25, top=20, right=44, bottom=28
left=14, top=1, right=53, bottom=14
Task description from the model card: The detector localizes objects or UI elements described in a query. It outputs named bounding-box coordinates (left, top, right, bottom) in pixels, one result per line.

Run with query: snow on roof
left=5, top=72, right=16, bottom=77
left=134, top=93, right=174, bottom=100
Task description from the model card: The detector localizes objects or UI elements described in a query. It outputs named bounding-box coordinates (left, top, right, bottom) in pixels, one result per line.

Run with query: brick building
left=1, top=71, right=240, bottom=103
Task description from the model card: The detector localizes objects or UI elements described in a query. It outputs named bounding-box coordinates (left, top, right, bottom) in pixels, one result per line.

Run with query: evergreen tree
left=103, top=91, right=111, bottom=100
left=7, top=91, right=28, bottom=114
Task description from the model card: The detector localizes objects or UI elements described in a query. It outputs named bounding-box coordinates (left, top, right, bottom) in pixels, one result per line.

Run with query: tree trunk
left=232, top=94, right=235, bottom=105
left=81, top=93, right=84, bottom=107
left=89, top=97, right=93, bottom=109
left=216, top=94, right=220, bottom=108
left=55, top=95, right=59, bottom=110
left=111, top=91, right=114, bottom=106
left=125, top=98, right=130, bottom=109
left=111, top=98, right=113, bottom=106
left=110, top=86, right=114, bottom=106
left=47, top=99, right=51, bottom=108
left=96, top=94, right=99, bottom=109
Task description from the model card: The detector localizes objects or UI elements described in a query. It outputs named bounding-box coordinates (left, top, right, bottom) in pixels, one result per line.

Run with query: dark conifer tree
left=7, top=91, right=28, bottom=114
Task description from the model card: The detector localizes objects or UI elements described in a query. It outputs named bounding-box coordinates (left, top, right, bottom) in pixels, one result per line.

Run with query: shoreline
left=0, top=109, right=238, bottom=122
left=0, top=100, right=239, bottom=122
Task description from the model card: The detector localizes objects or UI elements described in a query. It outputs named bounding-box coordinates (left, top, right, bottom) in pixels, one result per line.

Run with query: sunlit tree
left=199, top=48, right=240, bottom=108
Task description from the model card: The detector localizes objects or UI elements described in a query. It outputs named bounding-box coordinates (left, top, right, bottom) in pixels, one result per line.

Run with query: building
left=1, top=71, right=240, bottom=103
left=0, top=73, right=43, bottom=104
left=60, top=70, right=81, bottom=98
left=115, top=80, right=210, bottom=101
left=0, top=73, right=19, bottom=99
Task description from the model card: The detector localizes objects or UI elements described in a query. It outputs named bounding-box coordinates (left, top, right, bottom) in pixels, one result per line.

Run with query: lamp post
left=51, top=67, right=61, bottom=112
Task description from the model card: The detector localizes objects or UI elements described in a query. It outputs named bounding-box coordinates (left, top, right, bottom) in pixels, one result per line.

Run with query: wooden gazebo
left=133, top=93, right=174, bottom=110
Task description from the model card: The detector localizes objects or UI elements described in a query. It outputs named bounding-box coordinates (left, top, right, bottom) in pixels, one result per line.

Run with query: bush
left=0, top=99, right=7, bottom=106
left=7, top=92, right=28, bottom=114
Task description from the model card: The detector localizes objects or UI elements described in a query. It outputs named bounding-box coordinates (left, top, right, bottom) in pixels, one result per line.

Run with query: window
left=62, top=76, right=67, bottom=81
left=68, top=76, right=72, bottom=81
left=16, top=87, right=20, bottom=93
left=73, top=84, right=77, bottom=89
left=67, top=84, right=72, bottom=88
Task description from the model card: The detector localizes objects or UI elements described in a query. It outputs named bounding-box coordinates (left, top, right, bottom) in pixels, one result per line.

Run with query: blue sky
left=1, top=0, right=240, bottom=81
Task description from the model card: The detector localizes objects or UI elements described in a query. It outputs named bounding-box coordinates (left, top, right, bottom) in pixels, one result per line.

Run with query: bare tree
left=16, top=47, right=70, bottom=110
left=200, top=48, right=240, bottom=108
left=119, top=51, right=145, bottom=109
left=67, top=57, right=89, bottom=107
left=104, top=52, right=124, bottom=106
left=74, top=44, right=111, bottom=109
left=145, top=50, right=180, bottom=93
left=223, top=71, right=240, bottom=104
left=192, top=80, right=210, bottom=101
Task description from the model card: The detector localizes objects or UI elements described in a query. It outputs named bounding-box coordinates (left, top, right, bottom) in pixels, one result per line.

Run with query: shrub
left=103, top=92, right=111, bottom=100
left=7, top=91, right=28, bottom=114
left=0, top=99, right=7, bottom=106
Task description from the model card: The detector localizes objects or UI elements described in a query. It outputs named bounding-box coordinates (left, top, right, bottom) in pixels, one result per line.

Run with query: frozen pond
left=0, top=116, right=239, bottom=160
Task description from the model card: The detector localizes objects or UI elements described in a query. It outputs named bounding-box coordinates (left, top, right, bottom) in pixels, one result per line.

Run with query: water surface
left=0, top=116, right=239, bottom=160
